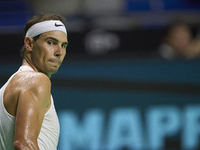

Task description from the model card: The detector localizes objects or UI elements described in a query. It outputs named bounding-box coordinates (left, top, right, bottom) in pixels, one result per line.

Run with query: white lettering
left=182, top=105, right=200, bottom=149
left=146, top=106, right=181, bottom=149
left=58, top=106, right=200, bottom=150
left=107, top=108, right=143, bottom=150
left=58, top=109, right=104, bottom=150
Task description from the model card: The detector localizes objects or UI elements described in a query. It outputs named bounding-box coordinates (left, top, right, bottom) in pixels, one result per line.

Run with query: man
left=158, top=23, right=196, bottom=60
left=0, top=13, right=68, bottom=150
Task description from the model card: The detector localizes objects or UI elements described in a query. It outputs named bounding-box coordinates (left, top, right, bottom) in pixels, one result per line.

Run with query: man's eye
left=62, top=44, right=68, bottom=49
left=48, top=41, right=53, bottom=45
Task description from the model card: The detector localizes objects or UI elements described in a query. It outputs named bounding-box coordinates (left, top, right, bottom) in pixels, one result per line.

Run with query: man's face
left=168, top=26, right=192, bottom=55
left=31, top=31, right=68, bottom=77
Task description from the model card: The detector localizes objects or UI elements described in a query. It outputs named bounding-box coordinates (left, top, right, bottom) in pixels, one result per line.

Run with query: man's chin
left=49, top=67, right=59, bottom=75
left=51, top=69, right=59, bottom=74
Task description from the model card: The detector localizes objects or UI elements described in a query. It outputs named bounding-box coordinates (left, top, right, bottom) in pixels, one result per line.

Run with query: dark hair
left=21, top=13, right=66, bottom=58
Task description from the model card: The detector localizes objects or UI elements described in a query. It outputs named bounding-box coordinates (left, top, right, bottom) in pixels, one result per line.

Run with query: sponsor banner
left=50, top=59, right=200, bottom=150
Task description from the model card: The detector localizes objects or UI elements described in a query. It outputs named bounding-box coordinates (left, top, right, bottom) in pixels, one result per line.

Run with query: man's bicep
left=13, top=73, right=51, bottom=145
left=14, top=90, right=46, bottom=141
left=14, top=81, right=51, bottom=147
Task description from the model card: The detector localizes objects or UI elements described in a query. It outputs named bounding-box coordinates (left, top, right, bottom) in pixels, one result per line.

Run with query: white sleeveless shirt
left=0, top=66, right=60, bottom=150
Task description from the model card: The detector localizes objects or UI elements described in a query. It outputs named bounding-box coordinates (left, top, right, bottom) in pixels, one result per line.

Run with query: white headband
left=25, top=20, right=67, bottom=38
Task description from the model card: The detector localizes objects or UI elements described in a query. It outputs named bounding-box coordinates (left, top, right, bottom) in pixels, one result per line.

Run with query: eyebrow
left=45, top=37, right=68, bottom=45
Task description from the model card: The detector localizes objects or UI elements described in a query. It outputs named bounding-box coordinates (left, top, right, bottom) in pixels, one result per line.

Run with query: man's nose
left=55, top=45, right=63, bottom=57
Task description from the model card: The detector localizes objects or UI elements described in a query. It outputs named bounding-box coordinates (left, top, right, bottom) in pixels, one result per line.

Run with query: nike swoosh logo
left=55, top=23, right=63, bottom=27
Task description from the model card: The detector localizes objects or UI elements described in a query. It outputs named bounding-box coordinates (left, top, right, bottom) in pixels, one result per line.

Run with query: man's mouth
left=49, top=59, right=61, bottom=66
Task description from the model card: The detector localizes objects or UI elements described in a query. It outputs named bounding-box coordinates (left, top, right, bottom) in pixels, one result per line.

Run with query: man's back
left=0, top=66, right=60, bottom=150
left=0, top=72, right=16, bottom=150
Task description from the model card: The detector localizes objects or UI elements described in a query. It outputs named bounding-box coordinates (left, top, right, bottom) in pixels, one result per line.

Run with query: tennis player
left=0, top=13, right=68, bottom=150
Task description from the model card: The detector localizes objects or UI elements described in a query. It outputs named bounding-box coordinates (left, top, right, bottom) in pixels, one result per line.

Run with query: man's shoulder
left=3, top=71, right=51, bottom=116
left=12, top=71, right=51, bottom=89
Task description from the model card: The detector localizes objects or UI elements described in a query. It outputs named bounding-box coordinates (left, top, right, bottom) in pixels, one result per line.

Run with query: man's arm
left=13, top=72, right=51, bottom=150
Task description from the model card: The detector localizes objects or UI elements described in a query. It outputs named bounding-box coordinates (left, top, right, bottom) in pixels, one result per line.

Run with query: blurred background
left=1, top=0, right=200, bottom=149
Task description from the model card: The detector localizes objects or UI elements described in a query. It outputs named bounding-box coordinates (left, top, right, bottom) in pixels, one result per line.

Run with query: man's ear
left=24, top=37, right=34, bottom=52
